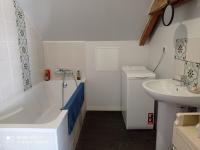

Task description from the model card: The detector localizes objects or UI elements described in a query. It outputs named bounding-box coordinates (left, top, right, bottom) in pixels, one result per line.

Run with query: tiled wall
left=0, top=0, right=44, bottom=104
left=174, top=38, right=200, bottom=88
left=14, top=0, right=32, bottom=90
left=148, top=17, right=200, bottom=91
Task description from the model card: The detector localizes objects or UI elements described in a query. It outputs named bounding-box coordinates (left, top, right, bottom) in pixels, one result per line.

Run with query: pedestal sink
left=143, top=79, right=200, bottom=150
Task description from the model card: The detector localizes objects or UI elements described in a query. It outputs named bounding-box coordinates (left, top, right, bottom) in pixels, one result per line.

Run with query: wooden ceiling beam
left=139, top=12, right=161, bottom=46
left=149, top=0, right=190, bottom=15
left=139, top=0, right=191, bottom=46
left=149, top=0, right=168, bottom=15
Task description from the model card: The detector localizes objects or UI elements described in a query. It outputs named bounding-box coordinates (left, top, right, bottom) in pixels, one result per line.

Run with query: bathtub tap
left=55, top=68, right=78, bottom=110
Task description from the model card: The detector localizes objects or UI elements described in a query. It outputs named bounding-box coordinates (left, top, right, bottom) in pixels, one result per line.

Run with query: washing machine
left=121, top=66, right=156, bottom=129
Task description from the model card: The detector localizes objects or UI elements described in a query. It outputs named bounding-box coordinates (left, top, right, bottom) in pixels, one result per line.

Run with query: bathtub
left=0, top=80, right=86, bottom=150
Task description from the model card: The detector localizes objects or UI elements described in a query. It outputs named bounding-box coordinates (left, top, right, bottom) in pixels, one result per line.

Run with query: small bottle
left=44, top=69, right=51, bottom=81
left=77, top=70, right=81, bottom=80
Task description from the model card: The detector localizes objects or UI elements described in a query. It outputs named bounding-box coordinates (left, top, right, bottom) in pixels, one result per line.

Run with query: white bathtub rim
left=0, top=79, right=85, bottom=113
left=0, top=110, right=68, bottom=130
left=0, top=79, right=85, bottom=129
left=0, top=82, right=45, bottom=115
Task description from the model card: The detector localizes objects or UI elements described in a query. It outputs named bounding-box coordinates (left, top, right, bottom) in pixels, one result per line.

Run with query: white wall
left=86, top=41, right=149, bottom=110
left=26, top=15, right=45, bottom=86
left=43, top=41, right=149, bottom=110
left=43, top=41, right=86, bottom=79
left=165, top=0, right=200, bottom=25
left=0, top=0, right=44, bottom=104
left=148, top=17, right=200, bottom=85
left=17, top=0, right=151, bottom=41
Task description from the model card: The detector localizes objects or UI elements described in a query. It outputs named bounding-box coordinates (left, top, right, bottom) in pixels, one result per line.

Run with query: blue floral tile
left=13, top=0, right=32, bottom=91
left=175, top=38, right=187, bottom=60
left=184, top=61, right=200, bottom=88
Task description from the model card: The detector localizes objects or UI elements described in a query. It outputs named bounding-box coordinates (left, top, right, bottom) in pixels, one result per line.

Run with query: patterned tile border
left=13, top=0, right=32, bottom=91
left=184, top=61, right=200, bottom=88
left=174, top=38, right=200, bottom=88
left=175, top=38, right=187, bottom=60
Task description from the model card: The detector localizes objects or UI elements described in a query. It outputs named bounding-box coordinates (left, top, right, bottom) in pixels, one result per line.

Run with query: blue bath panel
left=64, top=83, right=84, bottom=135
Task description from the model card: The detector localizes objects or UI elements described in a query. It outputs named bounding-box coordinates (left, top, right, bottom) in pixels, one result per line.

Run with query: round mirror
left=162, top=4, right=174, bottom=26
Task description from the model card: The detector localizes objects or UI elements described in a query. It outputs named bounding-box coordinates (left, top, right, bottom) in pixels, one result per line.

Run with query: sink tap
left=173, top=75, right=187, bottom=87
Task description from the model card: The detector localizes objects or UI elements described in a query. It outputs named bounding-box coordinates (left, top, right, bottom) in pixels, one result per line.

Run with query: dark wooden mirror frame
left=162, top=3, right=175, bottom=26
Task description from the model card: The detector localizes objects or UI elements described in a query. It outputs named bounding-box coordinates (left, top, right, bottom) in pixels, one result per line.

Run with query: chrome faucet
left=173, top=75, right=187, bottom=87
left=55, top=68, right=78, bottom=110
left=55, top=68, right=73, bottom=76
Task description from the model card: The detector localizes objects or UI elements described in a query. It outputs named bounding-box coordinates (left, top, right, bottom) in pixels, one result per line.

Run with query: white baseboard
left=87, top=106, right=121, bottom=111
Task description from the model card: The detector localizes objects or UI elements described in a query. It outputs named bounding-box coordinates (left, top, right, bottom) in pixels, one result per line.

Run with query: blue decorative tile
left=184, top=61, right=200, bottom=88
left=13, top=0, right=32, bottom=91
left=175, top=38, right=187, bottom=60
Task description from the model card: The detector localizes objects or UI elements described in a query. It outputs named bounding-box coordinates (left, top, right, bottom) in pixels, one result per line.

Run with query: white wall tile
left=0, top=0, right=3, bottom=19
left=10, top=59, right=22, bottom=79
left=0, top=89, right=3, bottom=103
left=148, top=24, right=178, bottom=79
left=12, top=77, right=23, bottom=94
left=2, top=0, right=16, bottom=21
left=0, top=20, right=6, bottom=41
left=0, top=61, right=12, bottom=84
left=25, top=15, right=44, bottom=85
left=5, top=21, right=18, bottom=42
left=184, top=18, right=200, bottom=39
left=1, top=80, right=13, bottom=100
left=148, top=17, right=200, bottom=88
left=43, top=41, right=86, bottom=79
left=95, top=47, right=119, bottom=71
left=7, top=41, right=19, bottom=60
left=173, top=59, right=185, bottom=80
left=0, top=0, right=44, bottom=104
left=0, top=42, right=8, bottom=61
left=186, top=38, right=200, bottom=63
left=149, top=18, right=200, bottom=78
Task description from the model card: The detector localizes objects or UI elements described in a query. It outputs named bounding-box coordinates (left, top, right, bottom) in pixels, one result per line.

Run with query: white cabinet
left=121, top=66, right=155, bottom=129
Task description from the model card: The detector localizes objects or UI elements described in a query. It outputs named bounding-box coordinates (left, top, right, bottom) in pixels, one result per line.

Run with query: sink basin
left=143, top=79, right=200, bottom=106
left=143, top=79, right=200, bottom=150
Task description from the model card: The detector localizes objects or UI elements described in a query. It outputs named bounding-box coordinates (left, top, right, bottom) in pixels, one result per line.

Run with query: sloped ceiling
left=18, top=0, right=152, bottom=41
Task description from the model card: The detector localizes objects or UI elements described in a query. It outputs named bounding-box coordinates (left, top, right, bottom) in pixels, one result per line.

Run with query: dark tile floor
left=76, top=111, right=156, bottom=150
